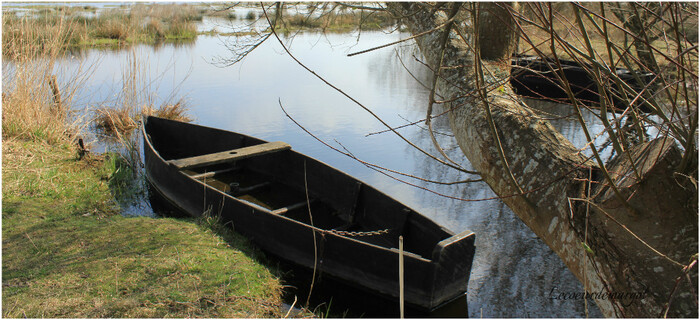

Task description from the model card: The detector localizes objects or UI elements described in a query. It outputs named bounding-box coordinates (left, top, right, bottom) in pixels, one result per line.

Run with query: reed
left=92, top=46, right=192, bottom=140
left=3, top=10, right=192, bottom=150
left=143, top=99, right=194, bottom=122
left=93, top=107, right=139, bottom=136
left=134, top=3, right=200, bottom=40
left=3, top=12, right=80, bottom=59
left=2, top=4, right=199, bottom=55
left=94, top=101, right=193, bottom=136
left=1, top=72, right=69, bottom=144
left=136, top=3, right=204, bottom=22
left=1, top=13, right=92, bottom=144
left=91, top=12, right=135, bottom=41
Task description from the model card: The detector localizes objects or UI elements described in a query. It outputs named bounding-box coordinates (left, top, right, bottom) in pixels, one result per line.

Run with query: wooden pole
left=48, top=75, right=62, bottom=112
left=399, top=235, right=404, bottom=318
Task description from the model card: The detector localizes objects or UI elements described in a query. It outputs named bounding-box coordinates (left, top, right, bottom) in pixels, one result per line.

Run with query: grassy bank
left=2, top=6, right=291, bottom=316
left=2, top=3, right=200, bottom=58
left=1, top=139, right=286, bottom=317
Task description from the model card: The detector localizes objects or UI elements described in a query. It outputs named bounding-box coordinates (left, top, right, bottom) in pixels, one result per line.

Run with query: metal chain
left=325, top=228, right=390, bottom=237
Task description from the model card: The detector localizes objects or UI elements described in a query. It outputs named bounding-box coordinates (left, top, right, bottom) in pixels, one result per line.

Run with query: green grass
left=2, top=138, right=286, bottom=317
left=77, top=37, right=123, bottom=48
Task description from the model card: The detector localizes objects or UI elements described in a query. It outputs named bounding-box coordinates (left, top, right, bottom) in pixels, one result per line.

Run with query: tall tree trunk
left=387, top=3, right=698, bottom=317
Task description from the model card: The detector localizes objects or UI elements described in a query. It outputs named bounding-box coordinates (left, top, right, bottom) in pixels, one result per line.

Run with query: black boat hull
left=142, top=116, right=475, bottom=311
left=511, top=54, right=654, bottom=112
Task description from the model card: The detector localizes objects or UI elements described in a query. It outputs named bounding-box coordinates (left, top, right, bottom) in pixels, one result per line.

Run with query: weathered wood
left=189, top=167, right=239, bottom=180
left=399, top=235, right=405, bottom=319
left=233, top=182, right=270, bottom=195
left=236, top=197, right=274, bottom=213
left=169, top=141, right=291, bottom=170
left=271, top=199, right=314, bottom=215
left=48, top=75, right=62, bottom=111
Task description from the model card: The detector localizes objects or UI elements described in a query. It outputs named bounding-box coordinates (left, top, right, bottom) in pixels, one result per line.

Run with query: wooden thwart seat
left=169, top=141, right=291, bottom=170
left=231, top=182, right=271, bottom=195
left=234, top=197, right=314, bottom=216
left=188, top=167, right=239, bottom=180
left=271, top=199, right=315, bottom=215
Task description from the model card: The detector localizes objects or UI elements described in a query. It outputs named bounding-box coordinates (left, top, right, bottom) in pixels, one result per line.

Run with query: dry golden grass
left=516, top=3, right=698, bottom=71
left=94, top=100, right=193, bottom=136
left=2, top=4, right=199, bottom=55
left=89, top=43, right=193, bottom=138
left=142, top=99, right=194, bottom=122
left=1, top=15, right=90, bottom=144
left=92, top=107, right=139, bottom=136
left=2, top=12, right=80, bottom=59
left=2, top=5, right=195, bottom=144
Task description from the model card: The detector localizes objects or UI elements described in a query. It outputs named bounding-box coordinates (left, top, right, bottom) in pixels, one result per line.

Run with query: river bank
left=0, top=2, right=299, bottom=316
left=1, top=137, right=292, bottom=317
left=2, top=137, right=290, bottom=318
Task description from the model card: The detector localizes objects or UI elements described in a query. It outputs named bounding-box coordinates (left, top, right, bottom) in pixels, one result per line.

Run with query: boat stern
left=428, top=230, right=476, bottom=310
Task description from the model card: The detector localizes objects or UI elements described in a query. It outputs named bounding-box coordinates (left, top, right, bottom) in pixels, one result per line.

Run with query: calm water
left=29, top=15, right=615, bottom=317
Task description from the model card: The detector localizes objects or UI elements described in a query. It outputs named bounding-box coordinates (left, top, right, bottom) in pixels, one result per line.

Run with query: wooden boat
left=142, top=116, right=476, bottom=312
left=510, top=54, right=654, bottom=113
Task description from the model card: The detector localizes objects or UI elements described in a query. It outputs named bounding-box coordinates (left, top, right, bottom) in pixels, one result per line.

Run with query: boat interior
left=146, top=117, right=451, bottom=259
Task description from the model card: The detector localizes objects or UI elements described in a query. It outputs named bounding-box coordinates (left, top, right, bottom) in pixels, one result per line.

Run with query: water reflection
left=403, top=102, right=604, bottom=317
left=528, top=98, right=616, bottom=162
left=46, top=24, right=610, bottom=317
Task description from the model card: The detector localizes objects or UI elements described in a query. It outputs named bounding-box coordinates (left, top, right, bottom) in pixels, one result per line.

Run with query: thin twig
left=662, top=259, right=697, bottom=318
left=261, top=4, right=477, bottom=175
left=425, top=3, right=464, bottom=169
left=347, top=14, right=459, bottom=57
left=278, top=99, right=480, bottom=186
left=24, top=233, right=39, bottom=251
left=303, top=160, right=317, bottom=308
left=279, top=98, right=604, bottom=203
left=284, top=295, right=297, bottom=318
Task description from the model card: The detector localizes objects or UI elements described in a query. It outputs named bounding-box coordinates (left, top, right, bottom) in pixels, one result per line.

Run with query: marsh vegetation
left=2, top=3, right=201, bottom=58
left=1, top=3, right=294, bottom=318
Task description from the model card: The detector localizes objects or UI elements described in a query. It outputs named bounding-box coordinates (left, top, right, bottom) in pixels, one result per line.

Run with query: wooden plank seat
left=188, top=167, right=239, bottom=180
left=168, top=141, right=291, bottom=170
left=230, top=182, right=271, bottom=195
left=271, top=199, right=315, bottom=215
left=233, top=198, right=314, bottom=215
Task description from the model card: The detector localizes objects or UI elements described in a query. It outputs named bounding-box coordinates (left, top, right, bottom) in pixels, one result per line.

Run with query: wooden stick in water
left=399, top=235, right=404, bottom=319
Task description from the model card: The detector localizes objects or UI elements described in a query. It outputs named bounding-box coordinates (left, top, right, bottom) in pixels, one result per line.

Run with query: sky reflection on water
left=47, top=23, right=610, bottom=317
